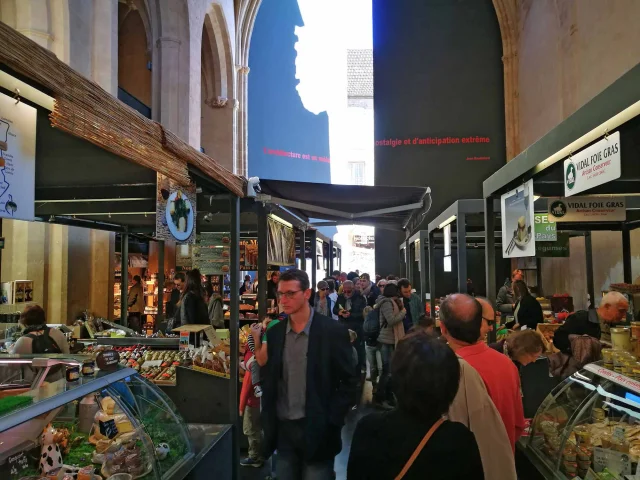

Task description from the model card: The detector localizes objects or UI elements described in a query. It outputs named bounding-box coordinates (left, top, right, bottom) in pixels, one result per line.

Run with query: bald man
left=440, top=294, right=525, bottom=452
left=554, top=291, right=629, bottom=353
left=476, top=297, right=495, bottom=342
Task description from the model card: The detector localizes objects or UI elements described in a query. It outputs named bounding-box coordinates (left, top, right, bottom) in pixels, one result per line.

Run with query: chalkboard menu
left=193, top=233, right=231, bottom=275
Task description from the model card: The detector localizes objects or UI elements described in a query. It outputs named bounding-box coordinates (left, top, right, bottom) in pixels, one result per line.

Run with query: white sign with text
left=564, top=131, right=621, bottom=196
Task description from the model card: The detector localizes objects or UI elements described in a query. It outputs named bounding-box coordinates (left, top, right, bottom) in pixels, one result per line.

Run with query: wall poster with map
left=0, top=92, right=36, bottom=221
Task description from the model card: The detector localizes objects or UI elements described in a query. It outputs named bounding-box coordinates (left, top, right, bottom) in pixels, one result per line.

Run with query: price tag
left=179, top=330, right=190, bottom=351
left=204, top=326, right=219, bottom=345
left=99, top=419, right=119, bottom=439
left=614, top=426, right=627, bottom=442
left=594, top=447, right=632, bottom=475
left=96, top=350, right=120, bottom=371
left=5, top=452, right=29, bottom=477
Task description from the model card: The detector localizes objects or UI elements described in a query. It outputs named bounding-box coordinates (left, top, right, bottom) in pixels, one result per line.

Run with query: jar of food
left=574, top=425, right=591, bottom=446
left=622, top=360, right=635, bottom=377
left=631, top=321, right=640, bottom=340
left=592, top=408, right=606, bottom=422
left=66, top=365, right=80, bottom=382
left=611, top=327, right=632, bottom=352
left=614, top=351, right=627, bottom=372
left=602, top=348, right=614, bottom=367
left=81, top=360, right=95, bottom=376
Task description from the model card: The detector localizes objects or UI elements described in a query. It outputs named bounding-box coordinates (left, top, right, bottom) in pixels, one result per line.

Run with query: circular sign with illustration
left=550, top=200, right=567, bottom=219
left=165, top=191, right=194, bottom=241
left=566, top=162, right=577, bottom=191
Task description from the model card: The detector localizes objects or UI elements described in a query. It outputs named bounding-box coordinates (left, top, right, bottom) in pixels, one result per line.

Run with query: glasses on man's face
left=343, top=289, right=353, bottom=295
left=277, top=290, right=302, bottom=300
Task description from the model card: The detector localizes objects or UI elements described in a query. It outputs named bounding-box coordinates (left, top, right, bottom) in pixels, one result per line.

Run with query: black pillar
left=157, top=240, right=165, bottom=324
left=229, top=196, right=240, bottom=478
left=623, top=225, right=632, bottom=284
left=484, top=198, right=496, bottom=343
left=328, top=240, right=334, bottom=276
left=418, top=234, right=427, bottom=307
left=257, top=204, right=268, bottom=319
left=428, top=230, right=436, bottom=317
left=406, top=239, right=413, bottom=284
left=299, top=229, right=307, bottom=272
left=121, top=232, right=129, bottom=326
left=309, top=230, right=317, bottom=289
left=456, top=214, right=467, bottom=294
left=585, top=232, right=595, bottom=309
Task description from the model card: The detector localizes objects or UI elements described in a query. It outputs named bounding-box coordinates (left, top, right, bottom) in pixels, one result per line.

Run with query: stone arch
left=234, top=0, right=262, bottom=176
left=200, top=4, right=235, bottom=171
left=202, top=4, right=233, bottom=103
left=118, top=0, right=153, bottom=113
left=492, top=0, right=519, bottom=161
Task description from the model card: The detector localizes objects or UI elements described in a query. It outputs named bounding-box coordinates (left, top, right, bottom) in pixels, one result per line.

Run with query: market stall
left=0, top=21, right=245, bottom=478
left=482, top=61, right=640, bottom=478
left=426, top=199, right=510, bottom=316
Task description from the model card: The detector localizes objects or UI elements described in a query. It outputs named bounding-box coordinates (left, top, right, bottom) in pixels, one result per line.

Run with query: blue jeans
left=276, top=420, right=335, bottom=480
left=365, top=343, right=382, bottom=384
left=375, top=343, right=395, bottom=402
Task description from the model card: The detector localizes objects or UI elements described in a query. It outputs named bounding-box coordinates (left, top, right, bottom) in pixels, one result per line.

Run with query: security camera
left=247, top=176, right=261, bottom=197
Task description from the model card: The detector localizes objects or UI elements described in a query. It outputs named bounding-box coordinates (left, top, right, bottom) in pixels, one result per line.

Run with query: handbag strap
left=394, top=417, right=445, bottom=480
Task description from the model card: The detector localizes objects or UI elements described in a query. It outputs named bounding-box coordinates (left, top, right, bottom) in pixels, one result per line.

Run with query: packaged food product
left=66, top=365, right=80, bottom=382
left=611, top=327, right=632, bottom=352
left=77, top=466, right=94, bottom=480
left=573, top=425, right=591, bottom=446
left=82, top=360, right=95, bottom=376
left=601, top=348, right=614, bottom=366
left=592, top=408, right=606, bottom=422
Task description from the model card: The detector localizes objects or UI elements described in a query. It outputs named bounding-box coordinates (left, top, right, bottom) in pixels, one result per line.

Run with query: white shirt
left=328, top=292, right=339, bottom=320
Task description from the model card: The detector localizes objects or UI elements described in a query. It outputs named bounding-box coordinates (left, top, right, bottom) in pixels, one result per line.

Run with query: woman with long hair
left=179, top=269, right=209, bottom=325
left=512, top=280, right=543, bottom=331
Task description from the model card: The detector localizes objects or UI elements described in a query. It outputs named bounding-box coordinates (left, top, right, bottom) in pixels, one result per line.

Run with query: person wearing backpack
left=374, top=283, right=407, bottom=408
left=10, top=305, right=69, bottom=355
left=363, top=305, right=382, bottom=396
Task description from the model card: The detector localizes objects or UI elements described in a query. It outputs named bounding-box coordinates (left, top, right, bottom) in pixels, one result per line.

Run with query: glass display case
left=0, top=356, right=197, bottom=480
left=520, top=361, right=640, bottom=479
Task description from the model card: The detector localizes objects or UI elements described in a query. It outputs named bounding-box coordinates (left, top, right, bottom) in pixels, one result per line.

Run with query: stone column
left=235, top=65, right=250, bottom=177
left=154, top=36, right=183, bottom=137
left=92, top=0, right=118, bottom=96
left=14, top=0, right=53, bottom=49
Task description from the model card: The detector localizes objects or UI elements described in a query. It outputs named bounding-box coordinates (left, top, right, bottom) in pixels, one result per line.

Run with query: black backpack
left=24, top=326, right=62, bottom=354
left=363, top=306, right=386, bottom=344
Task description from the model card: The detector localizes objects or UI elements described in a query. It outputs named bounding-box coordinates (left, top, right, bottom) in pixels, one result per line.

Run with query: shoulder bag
left=395, top=417, right=445, bottom=480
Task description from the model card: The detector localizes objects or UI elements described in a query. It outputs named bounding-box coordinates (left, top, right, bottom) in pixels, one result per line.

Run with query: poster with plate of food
left=501, top=179, right=535, bottom=258
left=156, top=174, right=197, bottom=244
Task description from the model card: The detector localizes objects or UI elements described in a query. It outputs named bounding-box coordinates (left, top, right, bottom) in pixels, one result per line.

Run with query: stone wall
left=517, top=0, right=640, bottom=151
left=511, top=0, right=640, bottom=304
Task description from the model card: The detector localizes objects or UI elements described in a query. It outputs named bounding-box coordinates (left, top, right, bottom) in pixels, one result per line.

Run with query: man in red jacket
left=440, top=294, right=525, bottom=451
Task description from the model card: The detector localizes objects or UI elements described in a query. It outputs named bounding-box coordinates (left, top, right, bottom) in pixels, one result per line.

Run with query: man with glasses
left=261, top=269, right=356, bottom=480
left=554, top=291, right=629, bottom=353
left=333, top=280, right=367, bottom=374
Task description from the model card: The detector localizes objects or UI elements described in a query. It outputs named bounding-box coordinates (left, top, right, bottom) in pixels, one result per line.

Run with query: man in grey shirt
left=496, top=269, right=523, bottom=320
left=261, top=269, right=356, bottom=480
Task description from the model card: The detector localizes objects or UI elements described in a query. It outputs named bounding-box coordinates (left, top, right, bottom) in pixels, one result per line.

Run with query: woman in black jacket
left=179, top=269, right=209, bottom=326
left=512, top=280, right=543, bottom=331
left=348, top=332, right=484, bottom=479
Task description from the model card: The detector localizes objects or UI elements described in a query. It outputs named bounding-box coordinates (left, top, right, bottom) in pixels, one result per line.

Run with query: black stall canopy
left=254, top=179, right=431, bottom=230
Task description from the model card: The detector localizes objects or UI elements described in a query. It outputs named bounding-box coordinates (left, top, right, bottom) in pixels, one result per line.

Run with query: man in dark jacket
left=266, top=271, right=280, bottom=301
left=358, top=272, right=379, bottom=307
left=262, top=269, right=356, bottom=479
left=496, top=269, right=524, bottom=320
left=333, top=280, right=368, bottom=373
left=554, top=291, right=629, bottom=353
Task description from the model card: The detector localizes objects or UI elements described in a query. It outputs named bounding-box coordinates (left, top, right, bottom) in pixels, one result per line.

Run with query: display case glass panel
left=0, top=356, right=193, bottom=480
left=524, top=361, right=640, bottom=479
